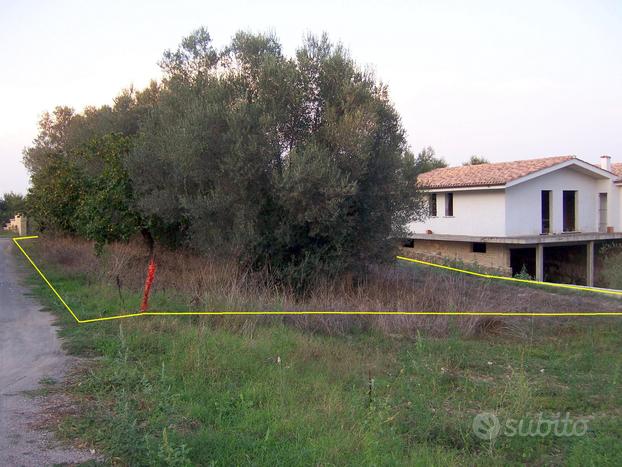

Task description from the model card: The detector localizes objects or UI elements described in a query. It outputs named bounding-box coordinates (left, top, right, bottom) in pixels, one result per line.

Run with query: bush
left=599, top=242, right=622, bottom=288
left=513, top=265, right=533, bottom=281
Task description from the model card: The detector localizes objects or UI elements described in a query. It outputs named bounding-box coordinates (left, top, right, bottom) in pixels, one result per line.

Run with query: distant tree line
left=0, top=192, right=26, bottom=225
left=24, top=28, right=442, bottom=289
left=463, top=155, right=489, bottom=166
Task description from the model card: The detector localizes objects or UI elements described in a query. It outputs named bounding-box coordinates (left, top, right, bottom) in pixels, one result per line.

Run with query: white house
left=402, top=155, right=622, bottom=286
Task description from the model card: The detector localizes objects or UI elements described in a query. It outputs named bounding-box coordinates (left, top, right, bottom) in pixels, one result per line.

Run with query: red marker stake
left=140, top=257, right=157, bottom=312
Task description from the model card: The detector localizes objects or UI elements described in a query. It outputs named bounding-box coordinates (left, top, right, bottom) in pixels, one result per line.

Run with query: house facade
left=402, top=155, right=622, bottom=286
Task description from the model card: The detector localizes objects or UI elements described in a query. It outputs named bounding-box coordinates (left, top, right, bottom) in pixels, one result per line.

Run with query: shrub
left=513, top=265, right=533, bottom=281
left=599, top=242, right=622, bottom=288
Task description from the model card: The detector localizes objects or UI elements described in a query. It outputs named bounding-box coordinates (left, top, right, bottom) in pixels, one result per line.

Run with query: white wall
left=600, top=178, right=620, bottom=232
left=616, top=184, right=622, bottom=231
left=409, top=189, right=506, bottom=236
left=505, top=166, right=617, bottom=236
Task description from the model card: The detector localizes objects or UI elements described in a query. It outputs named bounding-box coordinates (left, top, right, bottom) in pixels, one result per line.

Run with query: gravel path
left=0, top=238, right=96, bottom=467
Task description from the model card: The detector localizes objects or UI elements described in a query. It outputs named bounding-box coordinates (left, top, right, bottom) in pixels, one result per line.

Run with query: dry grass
left=33, top=235, right=621, bottom=338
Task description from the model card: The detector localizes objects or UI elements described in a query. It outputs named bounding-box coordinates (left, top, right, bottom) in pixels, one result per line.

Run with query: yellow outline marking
left=396, top=255, right=622, bottom=296
left=9, top=236, right=622, bottom=324
left=12, top=235, right=82, bottom=323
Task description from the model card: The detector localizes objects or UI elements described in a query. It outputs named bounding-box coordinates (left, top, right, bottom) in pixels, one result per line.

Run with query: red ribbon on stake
left=140, top=257, right=157, bottom=312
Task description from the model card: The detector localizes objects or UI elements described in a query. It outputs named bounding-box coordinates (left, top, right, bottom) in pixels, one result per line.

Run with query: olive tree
left=129, top=29, right=422, bottom=289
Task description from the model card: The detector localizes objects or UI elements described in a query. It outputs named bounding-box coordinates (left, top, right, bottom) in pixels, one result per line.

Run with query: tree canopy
left=405, top=146, right=447, bottom=176
left=463, top=155, right=489, bottom=166
left=0, top=192, right=26, bottom=225
left=23, top=28, right=424, bottom=289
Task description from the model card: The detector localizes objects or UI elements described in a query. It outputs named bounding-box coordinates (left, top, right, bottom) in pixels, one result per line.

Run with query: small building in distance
left=4, top=214, right=28, bottom=236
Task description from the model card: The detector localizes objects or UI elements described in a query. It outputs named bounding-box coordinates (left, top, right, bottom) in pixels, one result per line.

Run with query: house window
left=428, top=194, right=437, bottom=217
left=598, top=193, right=607, bottom=233
left=472, top=242, right=486, bottom=253
left=541, top=190, right=552, bottom=234
left=401, top=238, right=414, bottom=248
left=445, top=193, right=454, bottom=217
left=563, top=190, right=577, bottom=232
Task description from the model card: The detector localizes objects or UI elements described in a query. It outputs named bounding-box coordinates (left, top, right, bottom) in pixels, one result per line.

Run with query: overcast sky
left=1, top=0, right=621, bottom=194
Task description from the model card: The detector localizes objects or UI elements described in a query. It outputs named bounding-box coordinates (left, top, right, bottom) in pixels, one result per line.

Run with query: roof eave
left=505, top=158, right=616, bottom=188
left=418, top=184, right=506, bottom=192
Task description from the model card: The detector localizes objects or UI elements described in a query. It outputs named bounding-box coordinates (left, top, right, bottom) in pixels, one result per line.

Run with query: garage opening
left=510, top=247, right=536, bottom=278
left=543, top=244, right=587, bottom=285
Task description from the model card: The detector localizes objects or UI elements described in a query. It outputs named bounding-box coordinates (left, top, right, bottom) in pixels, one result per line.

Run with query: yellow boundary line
left=396, top=255, right=622, bottom=296
left=10, top=236, right=622, bottom=324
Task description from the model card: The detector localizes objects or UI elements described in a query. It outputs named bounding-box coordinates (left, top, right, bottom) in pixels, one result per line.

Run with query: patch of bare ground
left=26, top=364, right=104, bottom=458
left=2, top=390, right=99, bottom=467
left=26, top=388, right=102, bottom=461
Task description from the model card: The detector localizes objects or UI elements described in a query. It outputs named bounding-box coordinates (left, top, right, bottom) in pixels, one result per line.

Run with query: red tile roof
left=611, top=163, right=622, bottom=178
left=417, top=155, right=576, bottom=189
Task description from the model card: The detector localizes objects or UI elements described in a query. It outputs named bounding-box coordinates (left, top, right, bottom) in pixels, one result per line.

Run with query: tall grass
left=32, top=235, right=621, bottom=340
left=24, top=236, right=622, bottom=465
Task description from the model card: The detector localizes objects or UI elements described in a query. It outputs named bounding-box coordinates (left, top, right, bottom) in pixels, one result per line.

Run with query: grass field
left=19, top=238, right=622, bottom=466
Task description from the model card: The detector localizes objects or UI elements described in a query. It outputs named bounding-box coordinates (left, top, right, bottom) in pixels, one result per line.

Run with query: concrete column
left=586, top=241, right=595, bottom=287
left=535, top=244, right=544, bottom=282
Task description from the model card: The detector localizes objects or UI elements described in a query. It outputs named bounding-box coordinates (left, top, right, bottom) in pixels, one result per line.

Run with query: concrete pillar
left=535, top=244, right=544, bottom=282
left=586, top=241, right=595, bottom=287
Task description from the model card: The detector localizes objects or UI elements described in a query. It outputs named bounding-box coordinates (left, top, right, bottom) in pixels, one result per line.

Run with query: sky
left=1, top=0, right=621, bottom=194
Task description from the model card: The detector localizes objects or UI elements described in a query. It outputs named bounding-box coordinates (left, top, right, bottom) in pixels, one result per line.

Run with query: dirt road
left=0, top=238, right=93, bottom=466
